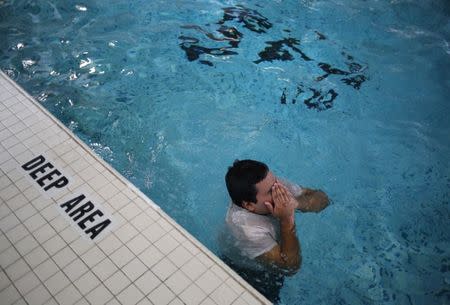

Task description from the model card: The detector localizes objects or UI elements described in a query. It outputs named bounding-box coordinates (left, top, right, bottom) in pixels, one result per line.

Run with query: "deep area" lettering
left=59, top=194, right=112, bottom=240
left=21, top=155, right=69, bottom=191
left=21, top=154, right=113, bottom=241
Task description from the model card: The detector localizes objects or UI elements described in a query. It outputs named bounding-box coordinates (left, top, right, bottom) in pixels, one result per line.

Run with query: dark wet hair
left=225, top=159, right=269, bottom=207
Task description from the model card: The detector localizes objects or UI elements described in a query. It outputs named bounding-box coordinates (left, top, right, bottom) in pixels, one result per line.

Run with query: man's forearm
left=279, top=216, right=301, bottom=269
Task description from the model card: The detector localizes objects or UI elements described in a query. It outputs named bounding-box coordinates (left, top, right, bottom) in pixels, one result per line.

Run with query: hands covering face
left=264, top=181, right=296, bottom=221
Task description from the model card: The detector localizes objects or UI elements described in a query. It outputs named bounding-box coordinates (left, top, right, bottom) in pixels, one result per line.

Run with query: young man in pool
left=224, top=159, right=329, bottom=274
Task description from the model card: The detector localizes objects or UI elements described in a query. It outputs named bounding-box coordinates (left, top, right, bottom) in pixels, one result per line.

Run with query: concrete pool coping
left=0, top=71, right=272, bottom=305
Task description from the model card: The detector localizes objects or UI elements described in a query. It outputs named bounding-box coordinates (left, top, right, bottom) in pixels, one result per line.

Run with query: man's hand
left=264, top=182, right=296, bottom=222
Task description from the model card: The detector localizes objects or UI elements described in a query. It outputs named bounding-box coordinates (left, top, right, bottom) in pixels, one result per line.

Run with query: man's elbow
left=320, top=191, right=330, bottom=208
left=280, top=254, right=302, bottom=276
left=312, top=190, right=330, bottom=212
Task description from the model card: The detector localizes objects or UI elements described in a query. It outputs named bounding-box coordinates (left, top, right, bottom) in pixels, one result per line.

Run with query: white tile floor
left=0, top=71, right=271, bottom=305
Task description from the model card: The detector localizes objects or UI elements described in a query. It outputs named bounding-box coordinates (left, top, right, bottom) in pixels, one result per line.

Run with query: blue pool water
left=1, top=0, right=449, bottom=304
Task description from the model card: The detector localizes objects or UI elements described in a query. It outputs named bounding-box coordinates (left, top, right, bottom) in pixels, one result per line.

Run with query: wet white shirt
left=225, top=180, right=303, bottom=259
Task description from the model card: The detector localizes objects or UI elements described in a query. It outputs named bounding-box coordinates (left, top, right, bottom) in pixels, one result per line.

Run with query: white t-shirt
left=225, top=179, right=303, bottom=259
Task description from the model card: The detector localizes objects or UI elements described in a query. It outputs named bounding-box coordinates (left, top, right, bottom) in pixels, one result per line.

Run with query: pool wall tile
left=179, top=283, right=207, bottom=305
left=148, top=283, right=175, bottom=305
left=104, top=270, right=131, bottom=295
left=24, top=284, right=52, bottom=305
left=0, top=70, right=272, bottom=305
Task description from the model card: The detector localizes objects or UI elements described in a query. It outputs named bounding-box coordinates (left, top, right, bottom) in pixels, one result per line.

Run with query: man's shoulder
left=226, top=203, right=275, bottom=231
left=224, top=203, right=278, bottom=260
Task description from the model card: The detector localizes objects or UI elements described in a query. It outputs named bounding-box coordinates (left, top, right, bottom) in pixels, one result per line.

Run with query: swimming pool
left=1, top=0, right=449, bottom=304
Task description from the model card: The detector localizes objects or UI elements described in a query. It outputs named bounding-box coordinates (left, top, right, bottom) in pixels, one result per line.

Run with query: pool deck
left=0, top=71, right=271, bottom=305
